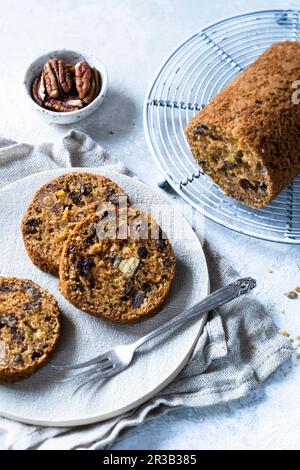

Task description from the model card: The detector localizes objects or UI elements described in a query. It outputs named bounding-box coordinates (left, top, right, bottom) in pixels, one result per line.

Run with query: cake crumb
left=268, top=267, right=273, bottom=273
left=280, top=330, right=290, bottom=337
left=285, top=291, right=298, bottom=299
left=295, top=286, right=300, bottom=293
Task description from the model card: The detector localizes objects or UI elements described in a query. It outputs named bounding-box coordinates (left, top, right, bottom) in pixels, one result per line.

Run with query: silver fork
left=53, top=277, right=256, bottom=385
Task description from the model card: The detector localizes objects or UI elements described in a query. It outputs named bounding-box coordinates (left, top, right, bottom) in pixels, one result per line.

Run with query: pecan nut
left=66, top=98, right=83, bottom=108
left=93, top=68, right=101, bottom=99
left=82, top=71, right=96, bottom=104
left=38, top=72, right=46, bottom=101
left=43, top=60, right=60, bottom=99
left=32, top=77, right=42, bottom=106
left=83, top=68, right=101, bottom=104
left=58, top=59, right=73, bottom=94
left=65, top=63, right=75, bottom=75
left=44, top=98, right=81, bottom=112
left=75, top=61, right=92, bottom=99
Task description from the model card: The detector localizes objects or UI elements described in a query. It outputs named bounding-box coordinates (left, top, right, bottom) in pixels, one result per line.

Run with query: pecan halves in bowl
left=31, top=57, right=102, bottom=113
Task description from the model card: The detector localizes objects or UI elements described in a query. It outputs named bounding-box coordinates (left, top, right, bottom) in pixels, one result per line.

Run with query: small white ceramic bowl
left=23, top=49, right=108, bottom=124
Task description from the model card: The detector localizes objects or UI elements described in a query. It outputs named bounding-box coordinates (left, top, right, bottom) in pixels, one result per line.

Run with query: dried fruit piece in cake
left=21, top=172, right=129, bottom=276
left=59, top=208, right=176, bottom=322
left=0, top=277, right=60, bottom=383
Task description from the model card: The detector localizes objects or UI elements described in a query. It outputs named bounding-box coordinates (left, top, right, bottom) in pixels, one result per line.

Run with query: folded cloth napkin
left=0, top=130, right=293, bottom=450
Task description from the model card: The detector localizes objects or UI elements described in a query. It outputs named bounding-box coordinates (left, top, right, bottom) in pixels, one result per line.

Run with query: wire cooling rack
left=144, top=9, right=300, bottom=243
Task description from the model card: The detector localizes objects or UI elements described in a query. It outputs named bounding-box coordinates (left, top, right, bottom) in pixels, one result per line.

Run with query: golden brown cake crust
left=0, top=277, right=60, bottom=383
left=185, top=41, right=300, bottom=208
left=59, top=208, right=176, bottom=323
left=21, top=172, right=128, bottom=276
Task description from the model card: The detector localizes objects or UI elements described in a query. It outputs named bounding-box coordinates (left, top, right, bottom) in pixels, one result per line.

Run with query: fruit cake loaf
left=59, top=206, right=176, bottom=322
left=0, top=277, right=60, bottom=383
left=185, top=41, right=300, bottom=208
left=22, top=172, right=128, bottom=275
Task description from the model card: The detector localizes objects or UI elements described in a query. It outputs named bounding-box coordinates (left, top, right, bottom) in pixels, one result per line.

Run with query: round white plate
left=0, top=168, right=209, bottom=426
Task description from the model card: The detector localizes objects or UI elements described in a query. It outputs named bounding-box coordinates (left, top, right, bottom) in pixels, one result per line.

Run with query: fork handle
left=133, top=277, right=256, bottom=349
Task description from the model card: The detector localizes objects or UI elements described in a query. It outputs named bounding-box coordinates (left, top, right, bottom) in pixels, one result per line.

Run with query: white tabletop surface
left=1, top=0, right=300, bottom=450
